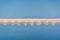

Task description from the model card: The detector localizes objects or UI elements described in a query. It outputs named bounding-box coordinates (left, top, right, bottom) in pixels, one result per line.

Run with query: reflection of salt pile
left=0, top=18, right=60, bottom=26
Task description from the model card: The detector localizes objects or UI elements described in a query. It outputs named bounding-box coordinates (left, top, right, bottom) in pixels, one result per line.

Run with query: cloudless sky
left=0, top=0, right=60, bottom=18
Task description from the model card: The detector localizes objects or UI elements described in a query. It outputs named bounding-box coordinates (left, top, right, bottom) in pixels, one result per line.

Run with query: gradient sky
left=0, top=0, right=60, bottom=18
left=0, top=0, right=60, bottom=40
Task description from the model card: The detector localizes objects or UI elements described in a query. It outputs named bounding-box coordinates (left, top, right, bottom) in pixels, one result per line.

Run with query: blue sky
left=0, top=0, right=60, bottom=40
left=0, top=0, right=60, bottom=18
